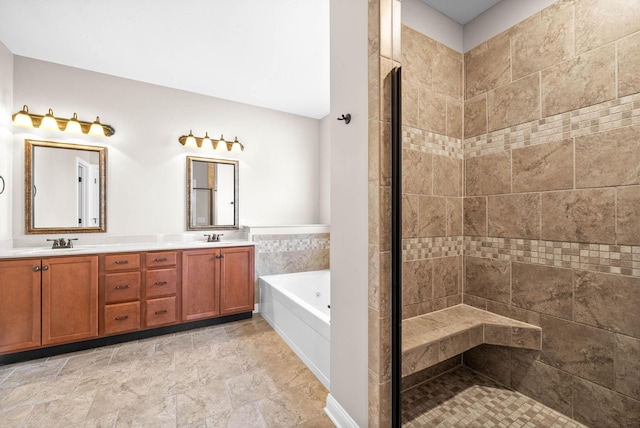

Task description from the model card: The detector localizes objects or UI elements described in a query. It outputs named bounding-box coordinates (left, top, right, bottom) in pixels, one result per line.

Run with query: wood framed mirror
left=25, top=139, right=107, bottom=234
left=186, top=156, right=239, bottom=230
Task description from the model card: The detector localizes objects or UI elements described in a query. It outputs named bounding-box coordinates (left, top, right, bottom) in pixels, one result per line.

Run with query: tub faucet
left=204, top=233, right=224, bottom=242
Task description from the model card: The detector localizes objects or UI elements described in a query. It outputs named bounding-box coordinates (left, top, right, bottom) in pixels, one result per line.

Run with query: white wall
left=402, top=0, right=463, bottom=52
left=319, top=114, right=331, bottom=224
left=0, top=41, right=13, bottom=247
left=11, top=57, right=323, bottom=237
left=328, top=0, right=369, bottom=426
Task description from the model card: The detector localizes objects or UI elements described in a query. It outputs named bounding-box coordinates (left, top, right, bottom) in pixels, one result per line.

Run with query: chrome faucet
left=46, top=237, right=78, bottom=249
left=204, top=233, right=224, bottom=242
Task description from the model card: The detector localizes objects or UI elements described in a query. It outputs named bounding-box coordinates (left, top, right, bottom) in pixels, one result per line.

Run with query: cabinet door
left=182, top=249, right=220, bottom=321
left=42, top=256, right=98, bottom=346
left=220, top=246, right=255, bottom=316
left=0, top=259, right=41, bottom=353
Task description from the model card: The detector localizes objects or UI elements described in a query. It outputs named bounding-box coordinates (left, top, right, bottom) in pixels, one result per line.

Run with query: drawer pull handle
left=155, top=310, right=168, bottom=315
left=155, top=281, right=168, bottom=286
left=115, top=260, right=129, bottom=265
left=154, top=257, right=168, bottom=262
left=215, top=255, right=225, bottom=259
left=115, top=285, right=130, bottom=290
left=115, top=315, right=129, bottom=321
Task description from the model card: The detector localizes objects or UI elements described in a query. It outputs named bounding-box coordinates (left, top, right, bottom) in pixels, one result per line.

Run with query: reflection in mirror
left=25, top=140, right=107, bottom=234
left=186, top=156, right=239, bottom=230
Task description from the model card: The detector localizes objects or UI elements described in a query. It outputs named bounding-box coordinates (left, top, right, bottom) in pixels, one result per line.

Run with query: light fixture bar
left=178, top=132, right=244, bottom=152
left=12, top=105, right=115, bottom=137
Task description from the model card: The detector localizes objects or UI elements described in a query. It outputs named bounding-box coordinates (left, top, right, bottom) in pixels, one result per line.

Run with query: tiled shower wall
left=401, top=25, right=464, bottom=320
left=461, top=0, right=640, bottom=426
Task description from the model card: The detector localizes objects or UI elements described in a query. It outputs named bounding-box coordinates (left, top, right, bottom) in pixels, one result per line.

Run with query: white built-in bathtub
left=259, top=270, right=330, bottom=389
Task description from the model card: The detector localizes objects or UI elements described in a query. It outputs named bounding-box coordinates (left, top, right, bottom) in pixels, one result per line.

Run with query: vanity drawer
left=145, top=269, right=177, bottom=298
left=105, top=272, right=141, bottom=303
left=145, top=252, right=177, bottom=268
left=104, top=254, right=141, bottom=272
left=145, top=296, right=177, bottom=327
left=104, top=301, right=140, bottom=334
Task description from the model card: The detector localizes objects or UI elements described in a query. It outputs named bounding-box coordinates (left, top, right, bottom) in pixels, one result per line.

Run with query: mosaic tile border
left=403, top=126, right=464, bottom=159
left=465, top=236, right=640, bottom=277
left=403, top=236, right=464, bottom=261
left=254, top=235, right=330, bottom=253
left=464, top=93, right=640, bottom=158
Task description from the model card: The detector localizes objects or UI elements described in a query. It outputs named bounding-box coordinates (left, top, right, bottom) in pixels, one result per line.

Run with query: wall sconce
left=178, top=130, right=244, bottom=152
left=12, top=105, right=115, bottom=137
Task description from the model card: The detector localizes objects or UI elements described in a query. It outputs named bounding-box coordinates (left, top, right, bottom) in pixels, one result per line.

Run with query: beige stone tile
left=615, top=334, right=640, bottom=401
left=575, top=125, right=640, bottom=188
left=488, top=74, right=541, bottom=132
left=418, top=195, right=446, bottom=237
left=225, top=369, right=279, bottom=406
left=617, top=186, right=640, bottom=245
left=464, top=344, right=511, bottom=386
left=512, top=139, right=574, bottom=192
left=433, top=256, right=460, bottom=299
left=439, top=330, right=471, bottom=361
left=368, top=119, right=380, bottom=182
left=619, top=32, right=640, bottom=97
left=484, top=324, right=512, bottom=346
left=464, top=93, right=487, bottom=138
left=511, top=2, right=574, bottom=80
left=379, top=251, right=391, bottom=318
left=380, top=120, right=391, bottom=186
left=465, top=33, right=511, bottom=99
left=541, top=189, right=616, bottom=243
left=402, top=259, right=433, bottom=306
left=487, top=193, right=541, bottom=239
left=512, top=263, right=573, bottom=319
left=464, top=256, right=511, bottom=304
left=574, top=270, right=640, bottom=338
left=573, top=377, right=640, bottom=428
left=510, top=350, right=573, bottom=416
left=433, top=155, right=461, bottom=197
left=511, top=328, right=541, bottom=350
left=433, top=50, right=463, bottom=100
left=380, top=56, right=394, bottom=123
left=540, top=315, right=614, bottom=388
left=380, top=0, right=392, bottom=59
left=542, top=45, right=616, bottom=117
left=369, top=52, right=380, bottom=120
left=380, top=186, right=391, bottom=251
left=402, top=79, right=419, bottom=128
left=575, top=0, right=640, bottom=54
left=402, top=343, right=439, bottom=376
left=402, top=149, right=432, bottom=195
left=463, top=294, right=487, bottom=310
left=257, top=381, right=328, bottom=428
left=401, top=25, right=433, bottom=89
left=205, top=401, right=268, bottom=428
left=446, top=98, right=463, bottom=139
left=466, top=151, right=511, bottom=196
left=486, top=301, right=541, bottom=326
left=176, top=381, right=232, bottom=426
left=401, top=356, right=460, bottom=391
left=446, top=197, right=463, bottom=237
left=0, top=405, right=33, bottom=427
left=463, top=196, right=487, bottom=236
left=402, top=193, right=419, bottom=238
left=419, top=88, right=447, bottom=134
left=369, top=182, right=380, bottom=245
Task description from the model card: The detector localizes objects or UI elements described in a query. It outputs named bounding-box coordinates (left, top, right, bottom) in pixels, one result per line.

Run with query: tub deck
left=402, top=304, right=541, bottom=377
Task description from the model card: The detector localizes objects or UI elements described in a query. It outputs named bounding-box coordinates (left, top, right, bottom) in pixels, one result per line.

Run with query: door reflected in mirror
left=186, top=156, right=239, bottom=230
left=25, top=140, right=107, bottom=234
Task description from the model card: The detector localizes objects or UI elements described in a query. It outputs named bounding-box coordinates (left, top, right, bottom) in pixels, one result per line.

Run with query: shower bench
left=402, top=304, right=541, bottom=377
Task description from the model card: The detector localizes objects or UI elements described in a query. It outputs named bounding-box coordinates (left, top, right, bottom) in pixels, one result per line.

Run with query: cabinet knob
left=33, top=266, right=40, bottom=272
left=42, top=266, right=49, bottom=271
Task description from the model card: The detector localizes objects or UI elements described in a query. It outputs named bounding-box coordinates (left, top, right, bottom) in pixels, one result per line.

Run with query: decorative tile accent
left=403, top=126, right=464, bottom=159
left=464, top=93, right=640, bottom=158
left=464, top=236, right=640, bottom=277
left=253, top=234, right=330, bottom=253
left=403, top=236, right=464, bottom=261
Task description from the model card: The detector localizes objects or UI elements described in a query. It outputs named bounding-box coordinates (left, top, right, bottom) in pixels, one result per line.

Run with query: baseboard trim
left=325, top=393, right=360, bottom=428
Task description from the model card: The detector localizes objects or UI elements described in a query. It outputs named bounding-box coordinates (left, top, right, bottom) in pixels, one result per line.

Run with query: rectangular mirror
left=187, top=156, right=239, bottom=230
left=25, top=139, right=107, bottom=234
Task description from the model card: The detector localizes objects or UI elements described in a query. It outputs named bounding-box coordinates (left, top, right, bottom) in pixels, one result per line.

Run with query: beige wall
left=462, top=0, right=640, bottom=426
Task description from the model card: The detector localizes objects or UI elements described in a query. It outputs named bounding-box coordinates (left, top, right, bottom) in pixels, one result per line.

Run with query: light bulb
left=88, top=116, right=106, bottom=137
left=40, top=108, right=59, bottom=131
left=183, top=130, right=198, bottom=148
left=202, top=132, right=213, bottom=149
left=12, top=105, right=34, bottom=128
left=231, top=137, right=243, bottom=152
left=65, top=113, right=83, bottom=133
left=216, top=135, right=227, bottom=151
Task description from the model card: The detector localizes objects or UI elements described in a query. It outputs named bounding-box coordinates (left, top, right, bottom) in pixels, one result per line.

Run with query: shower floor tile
left=402, top=367, right=586, bottom=428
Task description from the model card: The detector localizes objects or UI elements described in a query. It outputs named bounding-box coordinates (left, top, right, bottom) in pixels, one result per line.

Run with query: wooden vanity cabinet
left=182, top=246, right=254, bottom=321
left=100, top=253, right=141, bottom=335
left=144, top=251, right=179, bottom=328
left=0, top=259, right=41, bottom=353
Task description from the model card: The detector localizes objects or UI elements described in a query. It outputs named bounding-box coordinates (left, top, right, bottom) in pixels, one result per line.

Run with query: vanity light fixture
left=11, top=105, right=116, bottom=137
left=178, top=131, right=245, bottom=152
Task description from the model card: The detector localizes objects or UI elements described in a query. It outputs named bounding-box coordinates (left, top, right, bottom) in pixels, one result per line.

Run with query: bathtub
left=259, top=270, right=330, bottom=389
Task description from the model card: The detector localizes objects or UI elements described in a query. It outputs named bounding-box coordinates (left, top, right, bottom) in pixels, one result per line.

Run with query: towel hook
left=337, top=113, right=351, bottom=124
left=0, top=176, right=5, bottom=195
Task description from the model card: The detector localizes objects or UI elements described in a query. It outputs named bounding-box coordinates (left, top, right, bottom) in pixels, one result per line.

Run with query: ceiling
left=421, top=0, right=503, bottom=25
left=0, top=1, right=501, bottom=120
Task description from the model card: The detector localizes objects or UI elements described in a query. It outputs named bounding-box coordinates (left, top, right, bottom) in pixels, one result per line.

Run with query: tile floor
left=0, top=315, right=334, bottom=427
left=402, top=366, right=587, bottom=428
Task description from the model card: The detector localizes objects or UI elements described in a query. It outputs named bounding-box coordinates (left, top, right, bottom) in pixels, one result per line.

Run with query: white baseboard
left=325, top=394, right=360, bottom=428
left=252, top=303, right=260, bottom=314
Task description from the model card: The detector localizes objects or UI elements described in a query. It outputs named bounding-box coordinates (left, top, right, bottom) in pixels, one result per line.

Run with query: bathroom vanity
left=0, top=242, right=255, bottom=360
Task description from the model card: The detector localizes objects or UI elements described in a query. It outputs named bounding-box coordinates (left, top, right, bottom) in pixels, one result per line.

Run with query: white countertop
left=0, top=240, right=255, bottom=259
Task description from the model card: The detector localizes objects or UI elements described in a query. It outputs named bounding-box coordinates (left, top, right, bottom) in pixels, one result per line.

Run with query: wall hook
left=337, top=113, right=351, bottom=124
left=0, top=176, right=5, bottom=195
